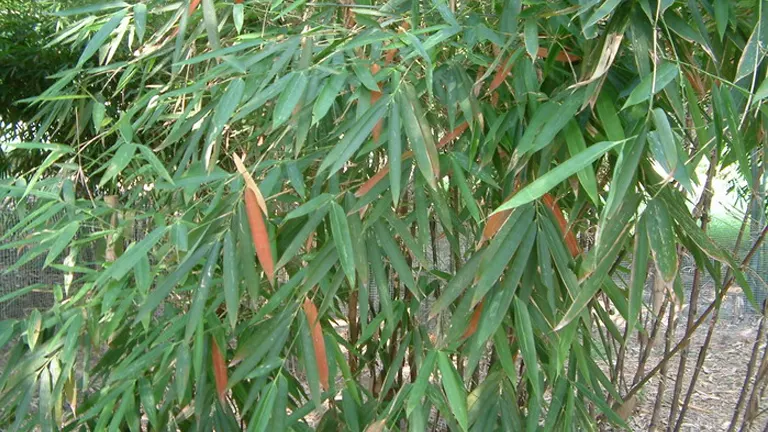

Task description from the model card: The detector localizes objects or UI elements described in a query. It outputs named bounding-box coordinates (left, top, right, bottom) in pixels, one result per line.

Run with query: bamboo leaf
left=437, top=351, right=468, bottom=431
left=223, top=231, right=239, bottom=330
left=329, top=202, right=356, bottom=287
left=77, top=9, right=127, bottom=67
left=400, top=86, right=439, bottom=188
left=244, top=187, right=275, bottom=285
left=388, top=102, right=402, bottom=206
left=211, top=337, right=228, bottom=402
left=623, top=62, right=678, bottom=109
left=274, top=72, right=309, bottom=129
left=44, top=221, right=79, bottom=267
left=645, top=198, right=678, bottom=283
left=493, top=139, right=625, bottom=213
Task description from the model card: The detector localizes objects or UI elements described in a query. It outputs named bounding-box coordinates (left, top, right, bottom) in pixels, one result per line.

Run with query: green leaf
left=407, top=351, right=437, bottom=414
left=629, top=216, right=649, bottom=332
left=450, top=155, right=481, bottom=222
left=99, top=142, right=136, bottom=187
left=312, top=71, right=348, bottom=125
left=44, top=221, right=79, bottom=267
left=175, top=343, right=191, bottom=402
left=472, top=206, right=534, bottom=305
left=92, top=101, right=107, bottom=133
left=583, top=0, right=622, bottom=30
left=202, top=0, right=221, bottom=51
left=437, top=352, right=468, bottom=431
left=185, top=240, right=222, bottom=341
left=645, top=199, right=678, bottom=283
left=276, top=206, right=329, bottom=270
left=352, top=62, right=380, bottom=92
left=248, top=382, right=278, bottom=432
left=26, top=309, right=41, bottom=351
left=622, top=62, right=678, bottom=109
left=735, top=14, right=768, bottom=82
left=56, top=1, right=128, bottom=16
left=400, top=85, right=439, bottom=189
left=517, top=92, right=583, bottom=155
left=133, top=3, right=146, bottom=42
left=283, top=193, right=334, bottom=221
left=651, top=108, right=678, bottom=174
left=0, top=321, right=14, bottom=350
left=388, top=101, right=402, bottom=206
left=374, top=220, right=418, bottom=296
left=107, top=225, right=167, bottom=281
left=714, top=0, right=728, bottom=40
left=138, top=145, right=175, bottom=185
left=77, top=9, right=128, bottom=67
left=233, top=3, right=244, bottom=33
left=223, top=231, right=239, bottom=330
left=524, top=19, right=538, bottom=59
left=513, top=297, right=541, bottom=398
left=273, top=72, right=309, bottom=129
left=318, top=99, right=388, bottom=176
left=329, top=202, right=356, bottom=287
left=213, top=78, right=246, bottom=132
left=135, top=243, right=213, bottom=324
left=563, top=120, right=600, bottom=205
left=493, top=139, right=625, bottom=213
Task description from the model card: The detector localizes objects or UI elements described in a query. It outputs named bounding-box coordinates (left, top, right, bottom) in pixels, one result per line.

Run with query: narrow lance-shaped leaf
left=302, top=298, right=329, bottom=391
left=541, top=194, right=580, bottom=257
left=388, top=100, right=402, bottom=206
left=437, top=352, right=468, bottom=431
left=211, top=337, right=227, bottom=402
left=400, top=86, right=439, bottom=188
left=329, top=201, right=356, bottom=287
left=629, top=215, right=649, bottom=332
left=223, top=231, right=239, bottom=330
left=493, top=139, right=626, bottom=214
left=645, top=198, right=678, bottom=283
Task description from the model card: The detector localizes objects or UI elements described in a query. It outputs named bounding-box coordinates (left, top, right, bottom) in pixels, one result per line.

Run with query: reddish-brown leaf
left=211, top=337, right=228, bottom=402
left=244, top=188, right=275, bottom=285
left=473, top=67, right=486, bottom=96
left=488, top=56, right=514, bottom=93
left=536, top=47, right=580, bottom=63
left=355, top=165, right=391, bottom=198
left=302, top=298, right=329, bottom=390
left=437, top=122, right=469, bottom=149
left=461, top=300, right=485, bottom=339
left=189, top=0, right=201, bottom=15
left=384, top=48, right=398, bottom=65
left=541, top=193, right=580, bottom=257
left=354, top=122, right=468, bottom=197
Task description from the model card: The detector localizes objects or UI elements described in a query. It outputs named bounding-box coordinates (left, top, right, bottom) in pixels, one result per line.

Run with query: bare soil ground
left=615, top=287, right=768, bottom=431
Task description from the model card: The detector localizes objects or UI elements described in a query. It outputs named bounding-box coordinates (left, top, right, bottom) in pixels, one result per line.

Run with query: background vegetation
left=0, top=0, right=767, bottom=430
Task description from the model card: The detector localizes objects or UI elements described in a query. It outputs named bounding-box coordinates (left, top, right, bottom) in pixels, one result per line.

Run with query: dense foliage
left=0, top=0, right=766, bottom=430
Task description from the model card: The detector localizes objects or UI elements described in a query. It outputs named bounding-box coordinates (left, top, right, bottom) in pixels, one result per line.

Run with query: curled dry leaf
left=233, top=154, right=267, bottom=215
left=211, top=337, right=228, bottom=402
left=541, top=193, right=581, bottom=257
left=302, top=298, right=329, bottom=390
